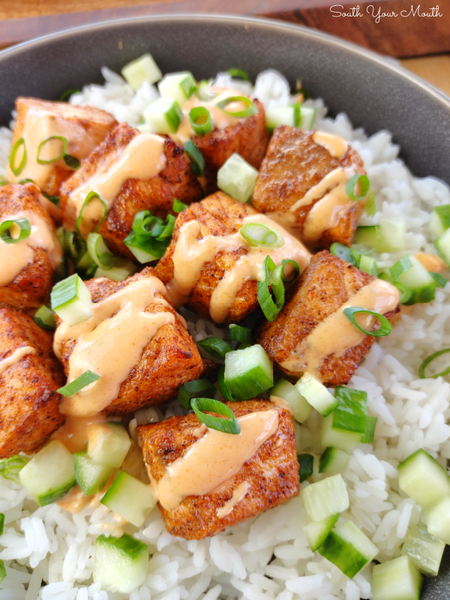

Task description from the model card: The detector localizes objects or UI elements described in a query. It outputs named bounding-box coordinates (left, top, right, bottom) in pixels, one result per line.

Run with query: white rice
left=1, top=67, right=450, bottom=600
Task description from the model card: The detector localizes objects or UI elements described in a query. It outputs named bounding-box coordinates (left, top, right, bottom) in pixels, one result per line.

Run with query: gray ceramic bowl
left=0, top=14, right=449, bottom=598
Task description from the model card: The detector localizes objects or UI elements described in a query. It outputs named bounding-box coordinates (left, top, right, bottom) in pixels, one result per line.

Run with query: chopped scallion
left=330, top=242, right=359, bottom=267
left=59, top=88, right=80, bottom=101
left=227, top=68, right=250, bottom=81
left=51, top=273, right=93, bottom=326
left=9, top=138, right=27, bottom=176
left=229, top=324, right=252, bottom=344
left=0, top=455, right=29, bottom=484
left=358, top=254, right=377, bottom=276
left=42, top=192, right=60, bottom=206
left=173, top=199, right=187, bottom=213
left=124, top=209, right=175, bottom=263
left=0, top=218, right=31, bottom=244
left=216, top=96, right=257, bottom=119
left=184, top=141, right=205, bottom=177
left=189, top=107, right=213, bottom=136
left=0, top=513, right=4, bottom=535
left=18, top=178, right=33, bottom=184
left=240, top=222, right=284, bottom=248
left=343, top=307, right=392, bottom=337
left=345, top=174, right=370, bottom=202
left=63, top=154, right=80, bottom=170
left=418, top=348, right=450, bottom=379
left=197, top=337, right=233, bottom=360
left=217, top=366, right=236, bottom=401
left=87, top=233, right=115, bottom=270
left=429, top=271, right=447, bottom=289
left=191, top=398, right=240, bottom=434
left=364, top=191, right=377, bottom=216
left=257, top=256, right=299, bottom=322
left=195, top=80, right=217, bottom=101
left=177, top=379, right=216, bottom=409
left=76, top=191, right=108, bottom=238
left=37, top=136, right=67, bottom=165
left=33, top=305, right=56, bottom=331
left=298, top=453, right=314, bottom=483
left=58, top=370, right=100, bottom=397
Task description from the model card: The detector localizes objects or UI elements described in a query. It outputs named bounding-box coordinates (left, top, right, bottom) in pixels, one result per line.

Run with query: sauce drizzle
left=0, top=346, right=35, bottom=376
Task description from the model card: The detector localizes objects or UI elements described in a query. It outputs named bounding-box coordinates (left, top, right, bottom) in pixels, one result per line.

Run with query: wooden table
left=1, top=0, right=449, bottom=98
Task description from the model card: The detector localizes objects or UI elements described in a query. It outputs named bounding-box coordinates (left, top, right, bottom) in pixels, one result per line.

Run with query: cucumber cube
left=319, top=447, right=350, bottom=474
left=354, top=225, right=380, bottom=248
left=372, top=556, right=423, bottom=600
left=94, top=533, right=149, bottom=594
left=101, top=471, right=156, bottom=527
left=266, top=105, right=300, bottom=130
left=425, top=495, right=450, bottom=544
left=361, top=416, right=378, bottom=444
left=435, top=227, right=450, bottom=268
left=398, top=449, right=450, bottom=509
left=270, top=378, right=313, bottom=423
left=158, top=71, right=196, bottom=105
left=224, top=344, right=273, bottom=400
left=74, top=452, right=113, bottom=497
left=319, top=520, right=379, bottom=578
left=50, top=274, right=93, bottom=326
left=296, top=374, right=338, bottom=417
left=429, top=205, right=450, bottom=241
left=217, top=153, right=259, bottom=203
left=301, top=474, right=349, bottom=522
left=121, top=53, right=162, bottom=90
left=88, top=422, right=132, bottom=468
left=143, top=97, right=183, bottom=135
left=300, top=106, right=316, bottom=131
left=304, top=513, right=339, bottom=552
left=394, top=256, right=436, bottom=305
left=378, top=218, right=406, bottom=252
left=320, top=387, right=367, bottom=451
left=298, top=453, right=314, bottom=483
left=20, top=441, right=76, bottom=506
left=401, top=525, right=445, bottom=576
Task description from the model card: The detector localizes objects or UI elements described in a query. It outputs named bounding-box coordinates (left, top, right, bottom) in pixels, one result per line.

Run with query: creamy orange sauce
left=6, top=108, right=103, bottom=190
left=51, top=414, right=109, bottom=453
left=0, top=209, right=62, bottom=286
left=54, top=277, right=175, bottom=416
left=170, top=88, right=247, bottom=146
left=415, top=252, right=447, bottom=273
left=312, top=131, right=348, bottom=159
left=0, top=346, right=35, bottom=376
left=167, top=214, right=311, bottom=323
left=216, top=481, right=249, bottom=519
left=66, top=133, right=166, bottom=237
left=280, top=279, right=399, bottom=379
left=153, top=409, right=279, bottom=511
left=57, top=485, right=90, bottom=513
left=303, top=178, right=352, bottom=243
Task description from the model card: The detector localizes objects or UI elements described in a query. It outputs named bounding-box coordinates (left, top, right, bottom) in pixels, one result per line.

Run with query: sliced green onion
left=124, top=210, right=174, bottom=262
left=51, top=273, right=93, bottom=326
left=365, top=191, right=377, bottom=216
left=346, top=174, right=370, bottom=202
left=240, top=222, right=284, bottom=248
left=358, top=254, right=377, bottom=276
left=0, top=561, right=5, bottom=584
left=197, top=337, right=233, bottom=360
left=418, top=348, right=450, bottom=379
left=151, top=214, right=176, bottom=241
left=430, top=272, right=447, bottom=289
left=218, top=366, right=236, bottom=401
left=177, top=379, right=216, bottom=409
left=217, top=96, right=257, bottom=119
left=59, top=88, right=80, bottom=101
left=43, top=192, right=60, bottom=206
left=77, top=191, right=108, bottom=238
left=0, top=176, right=8, bottom=187
left=390, top=256, right=413, bottom=281
left=64, top=230, right=83, bottom=259
left=229, top=324, right=252, bottom=344
left=191, top=398, right=240, bottom=435
left=63, top=154, right=80, bottom=170
left=58, top=370, right=100, bottom=397
left=298, top=453, right=314, bottom=483
left=9, top=138, right=27, bottom=176
left=33, top=305, right=56, bottom=331
left=0, top=218, right=31, bottom=244
left=257, top=256, right=299, bottom=322
left=344, top=307, right=392, bottom=337
left=330, top=242, right=359, bottom=266
left=173, top=199, right=187, bottom=213
left=0, top=513, right=4, bottom=535
left=184, top=141, right=205, bottom=177
left=0, top=455, right=29, bottom=484
left=37, top=136, right=67, bottom=165
left=18, top=178, right=33, bottom=184
left=189, top=107, right=213, bottom=136
left=394, top=282, right=413, bottom=305
left=228, top=68, right=250, bottom=81
left=196, top=80, right=217, bottom=101
left=94, top=257, right=136, bottom=282
left=87, top=233, right=114, bottom=269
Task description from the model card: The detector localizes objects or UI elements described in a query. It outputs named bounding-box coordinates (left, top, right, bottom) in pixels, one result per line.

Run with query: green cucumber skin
left=318, top=530, right=371, bottom=578
left=0, top=560, right=5, bottom=584
left=37, top=482, right=77, bottom=507
left=372, top=556, right=423, bottom=600
left=304, top=513, right=339, bottom=552
left=398, top=449, right=450, bottom=509
left=319, top=447, right=350, bottom=474
left=298, top=453, right=314, bottom=483
left=401, top=525, right=445, bottom=577
left=94, top=533, right=149, bottom=593
left=0, top=513, right=4, bottom=536
left=96, top=532, right=148, bottom=559
left=73, top=452, right=113, bottom=497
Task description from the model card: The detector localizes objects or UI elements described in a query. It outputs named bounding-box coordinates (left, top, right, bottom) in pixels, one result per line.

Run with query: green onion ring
left=37, top=136, right=68, bottom=165
left=365, top=191, right=377, bottom=216
left=229, top=324, right=252, bottom=344
left=0, top=218, right=31, bottom=244
left=197, top=337, right=233, bottom=360
left=0, top=455, right=29, bottom=484
left=59, top=88, right=80, bottom=102
left=63, top=155, right=80, bottom=170
left=42, top=192, right=60, bottom=207
left=216, top=96, right=257, bottom=119
left=330, top=242, right=359, bottom=267
left=393, top=282, right=412, bottom=305
left=189, top=107, right=213, bottom=136
left=173, top=199, right=187, bottom=213
left=184, top=141, right=205, bottom=177
left=280, top=259, right=300, bottom=284
left=58, top=370, right=100, bottom=397
left=346, top=174, right=370, bottom=202
left=76, top=191, right=108, bottom=239
left=218, top=366, right=237, bottom=401
left=191, top=398, right=240, bottom=434
left=430, top=272, right=447, bottom=289
left=228, top=68, right=250, bottom=81
left=240, top=222, right=284, bottom=248
left=18, top=178, right=34, bottom=185
left=343, top=307, right=392, bottom=337
left=178, top=379, right=216, bottom=409
left=9, top=138, right=27, bottom=176
left=419, top=348, right=450, bottom=379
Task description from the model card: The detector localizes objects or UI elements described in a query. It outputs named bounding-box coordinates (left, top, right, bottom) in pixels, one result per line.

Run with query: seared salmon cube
left=137, top=399, right=299, bottom=539
left=0, top=183, right=62, bottom=311
left=7, top=97, right=117, bottom=196
left=0, top=307, right=65, bottom=458
left=257, top=250, right=400, bottom=385
left=60, top=123, right=203, bottom=259
left=252, top=127, right=366, bottom=249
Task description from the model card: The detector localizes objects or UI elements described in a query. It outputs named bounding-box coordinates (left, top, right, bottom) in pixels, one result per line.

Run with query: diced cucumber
left=301, top=474, right=349, bottom=522
left=73, top=452, right=113, bottom=497
left=304, top=513, right=339, bottom=552
left=378, top=218, right=406, bottom=252
left=361, top=416, right=377, bottom=444
left=19, top=441, right=76, bottom=506
left=435, top=227, right=450, bottom=267
left=101, top=471, right=156, bottom=527
left=121, top=53, right=162, bottom=90
left=401, top=525, right=445, bottom=576
left=266, top=104, right=301, bottom=130
left=300, top=106, right=316, bottom=130
left=94, top=533, right=149, bottom=594
left=425, top=495, right=450, bottom=544
left=295, top=374, right=338, bottom=417
left=298, top=453, right=314, bottom=483
left=354, top=225, right=380, bottom=249
left=50, top=274, right=93, bottom=326
left=270, top=378, right=313, bottom=423
left=224, top=344, right=273, bottom=401
left=392, top=255, right=436, bottom=305
left=429, top=205, right=450, bottom=241
left=398, top=449, right=450, bottom=509
left=95, top=258, right=137, bottom=282
left=158, top=71, right=196, bottom=106
left=217, top=153, right=259, bottom=203
left=319, top=447, right=350, bottom=474
left=88, top=423, right=132, bottom=468
left=143, top=97, right=183, bottom=134
left=318, top=520, right=379, bottom=578
left=320, top=387, right=367, bottom=451
left=372, top=556, right=423, bottom=600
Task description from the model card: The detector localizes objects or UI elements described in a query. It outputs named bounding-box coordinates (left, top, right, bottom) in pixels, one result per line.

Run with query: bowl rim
left=1, top=12, right=449, bottom=111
